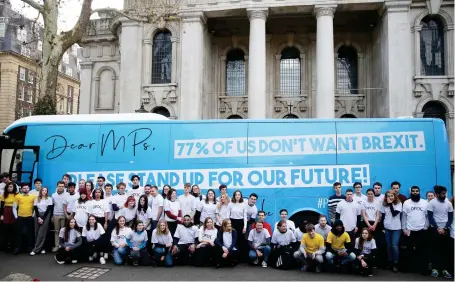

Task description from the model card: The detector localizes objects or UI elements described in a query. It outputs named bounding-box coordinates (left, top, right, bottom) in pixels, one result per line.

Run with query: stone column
left=171, top=36, right=179, bottom=84
left=179, top=12, right=206, bottom=120
left=412, top=25, right=422, bottom=76
left=119, top=19, right=143, bottom=113
left=247, top=8, right=268, bottom=119
left=143, top=39, right=152, bottom=85
left=78, top=62, right=93, bottom=114
left=384, top=0, right=413, bottom=117
left=314, top=5, right=336, bottom=118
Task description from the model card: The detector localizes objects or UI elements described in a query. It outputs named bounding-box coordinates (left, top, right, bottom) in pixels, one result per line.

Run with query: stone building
left=79, top=0, right=454, bottom=167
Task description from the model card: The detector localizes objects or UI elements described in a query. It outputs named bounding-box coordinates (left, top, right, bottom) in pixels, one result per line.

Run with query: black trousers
left=14, top=216, right=35, bottom=252
left=192, top=245, right=215, bottom=267
left=0, top=223, right=15, bottom=251
left=213, top=245, right=239, bottom=267
left=429, top=227, right=452, bottom=271
left=167, top=221, right=178, bottom=237
left=354, top=254, right=374, bottom=276
left=56, top=246, right=83, bottom=262
left=400, top=229, right=426, bottom=273
left=174, top=243, right=194, bottom=265
left=230, top=218, right=247, bottom=260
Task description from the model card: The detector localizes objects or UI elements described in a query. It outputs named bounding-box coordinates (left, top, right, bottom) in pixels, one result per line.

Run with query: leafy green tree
left=32, top=94, right=56, bottom=115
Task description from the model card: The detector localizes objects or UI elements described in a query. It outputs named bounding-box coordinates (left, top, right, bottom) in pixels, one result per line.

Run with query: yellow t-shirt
left=0, top=193, right=17, bottom=207
left=15, top=194, right=36, bottom=217
left=326, top=231, right=351, bottom=250
left=301, top=233, right=325, bottom=254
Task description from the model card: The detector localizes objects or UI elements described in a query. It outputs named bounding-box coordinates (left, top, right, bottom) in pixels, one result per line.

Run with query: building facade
left=79, top=0, right=454, bottom=164
left=0, top=0, right=81, bottom=131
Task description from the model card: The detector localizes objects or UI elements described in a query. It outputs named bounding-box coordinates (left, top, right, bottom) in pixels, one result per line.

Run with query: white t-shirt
left=336, top=200, right=361, bottom=231
left=198, top=226, right=217, bottom=243
left=353, top=194, right=368, bottom=207
left=374, top=194, right=385, bottom=205
left=271, top=229, right=296, bottom=246
left=73, top=200, right=91, bottom=228
left=64, top=193, right=80, bottom=214
left=381, top=203, right=402, bottom=230
left=126, top=187, right=144, bottom=203
left=427, top=198, right=454, bottom=228
left=164, top=200, right=181, bottom=222
left=362, top=200, right=380, bottom=222
left=198, top=201, right=217, bottom=223
left=90, top=199, right=110, bottom=218
left=246, top=204, right=258, bottom=221
left=151, top=229, right=173, bottom=245
left=355, top=238, right=377, bottom=255
left=82, top=223, right=105, bottom=242
left=402, top=199, right=428, bottom=231
left=222, top=232, right=235, bottom=249
left=104, top=194, right=114, bottom=220
left=150, top=194, right=164, bottom=221
left=178, top=194, right=196, bottom=218
left=120, top=207, right=137, bottom=223
left=110, top=226, right=132, bottom=247
left=215, top=204, right=230, bottom=226
left=136, top=208, right=153, bottom=229
left=174, top=224, right=198, bottom=244
left=111, top=193, right=128, bottom=219
left=34, top=197, right=52, bottom=213
left=52, top=191, right=69, bottom=216
left=248, top=228, right=271, bottom=247
left=274, top=220, right=296, bottom=232
left=59, top=228, right=81, bottom=245
left=294, top=228, right=304, bottom=242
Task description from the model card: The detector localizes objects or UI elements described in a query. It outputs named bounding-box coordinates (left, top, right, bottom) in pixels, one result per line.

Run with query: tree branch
left=19, top=0, right=44, bottom=13
left=61, top=0, right=93, bottom=47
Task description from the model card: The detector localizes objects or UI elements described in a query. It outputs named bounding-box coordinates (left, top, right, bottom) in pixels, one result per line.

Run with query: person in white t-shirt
left=216, top=184, right=229, bottom=202
left=361, top=189, right=380, bottom=234
left=111, top=182, right=128, bottom=220
left=380, top=190, right=402, bottom=272
left=274, top=209, right=296, bottom=232
left=193, top=217, right=218, bottom=267
left=215, top=194, right=230, bottom=230
left=72, top=188, right=91, bottom=231
left=191, top=184, right=205, bottom=202
left=52, top=181, right=69, bottom=252
left=353, top=182, right=368, bottom=207
left=171, top=215, right=198, bottom=265
left=29, top=178, right=42, bottom=197
left=164, top=189, right=182, bottom=236
left=336, top=189, right=361, bottom=241
left=54, top=218, right=83, bottom=264
left=64, top=183, right=80, bottom=220
left=373, top=182, right=385, bottom=205
left=126, top=174, right=144, bottom=203
left=178, top=183, right=197, bottom=219
left=110, top=216, right=132, bottom=265
left=354, top=228, right=377, bottom=277
left=90, top=188, right=110, bottom=230
left=248, top=220, right=271, bottom=268
left=197, top=189, right=217, bottom=225
left=30, top=187, right=53, bottom=255
left=246, top=193, right=258, bottom=233
left=151, top=220, right=174, bottom=267
left=120, top=196, right=138, bottom=227
left=149, top=185, right=164, bottom=230
left=270, top=219, right=297, bottom=269
left=82, top=215, right=107, bottom=264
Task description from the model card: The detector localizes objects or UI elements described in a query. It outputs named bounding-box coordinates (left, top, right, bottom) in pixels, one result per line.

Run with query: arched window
left=422, top=100, right=447, bottom=124
left=420, top=16, right=445, bottom=76
left=283, top=114, right=299, bottom=119
left=152, top=106, right=171, bottom=118
left=340, top=114, right=357, bottom=118
left=336, top=46, right=358, bottom=94
left=280, top=47, right=301, bottom=96
left=226, top=49, right=246, bottom=96
left=152, top=30, right=172, bottom=84
left=227, top=114, right=243, bottom=119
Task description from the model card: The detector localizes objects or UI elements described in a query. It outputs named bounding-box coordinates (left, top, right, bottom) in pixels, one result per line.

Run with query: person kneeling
left=248, top=220, right=271, bottom=268
left=82, top=215, right=108, bottom=264
left=193, top=217, right=218, bottom=267
left=213, top=219, right=238, bottom=268
left=171, top=215, right=198, bottom=265
left=354, top=228, right=377, bottom=277
left=54, top=219, right=83, bottom=264
left=126, top=220, right=153, bottom=266
left=325, top=220, right=356, bottom=269
left=110, top=216, right=132, bottom=265
left=294, top=224, right=325, bottom=272
left=151, top=220, right=174, bottom=267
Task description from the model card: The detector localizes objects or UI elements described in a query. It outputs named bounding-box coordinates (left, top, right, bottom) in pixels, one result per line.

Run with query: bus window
left=0, top=147, right=39, bottom=186
left=0, top=149, right=14, bottom=176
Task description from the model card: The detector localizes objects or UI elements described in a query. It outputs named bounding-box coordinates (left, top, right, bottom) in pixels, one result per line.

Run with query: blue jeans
left=384, top=229, right=401, bottom=264
left=153, top=247, right=173, bottom=267
left=325, top=250, right=356, bottom=265
left=113, top=247, right=129, bottom=265
left=248, top=245, right=271, bottom=262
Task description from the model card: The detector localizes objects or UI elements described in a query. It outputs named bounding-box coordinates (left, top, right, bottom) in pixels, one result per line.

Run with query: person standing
left=196, top=189, right=217, bottom=225
left=336, top=189, right=361, bottom=241
left=29, top=178, right=42, bottom=197
left=52, top=181, right=68, bottom=252
left=72, top=188, right=91, bottom=231
left=149, top=185, right=164, bottom=230
left=353, top=182, right=367, bottom=207
left=315, top=215, right=332, bottom=241
left=328, top=182, right=345, bottom=224
left=30, top=187, right=53, bottom=255
left=215, top=194, right=230, bottom=231
left=64, top=182, right=79, bottom=220
left=381, top=190, right=402, bottom=272
left=164, top=189, right=182, bottom=236
left=229, top=190, right=248, bottom=259
left=246, top=193, right=258, bottom=233
left=427, top=185, right=453, bottom=278
left=373, top=182, right=385, bottom=204
left=178, top=183, right=196, bottom=219
left=127, top=175, right=144, bottom=203
left=13, top=183, right=36, bottom=254
left=252, top=211, right=273, bottom=235
left=273, top=209, right=296, bottom=232
left=391, top=181, right=407, bottom=203
left=0, top=182, right=18, bottom=252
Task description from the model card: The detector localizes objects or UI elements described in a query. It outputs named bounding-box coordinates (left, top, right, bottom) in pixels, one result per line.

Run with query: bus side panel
left=433, top=119, right=452, bottom=192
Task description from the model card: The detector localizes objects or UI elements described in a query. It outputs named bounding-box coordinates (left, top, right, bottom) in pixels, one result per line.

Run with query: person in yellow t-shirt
left=13, top=183, right=36, bottom=254
left=293, top=223, right=326, bottom=272
left=325, top=219, right=356, bottom=267
left=0, top=181, right=19, bottom=251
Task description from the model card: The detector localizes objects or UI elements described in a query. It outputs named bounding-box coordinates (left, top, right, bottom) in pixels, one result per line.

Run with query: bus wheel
left=289, top=210, right=320, bottom=227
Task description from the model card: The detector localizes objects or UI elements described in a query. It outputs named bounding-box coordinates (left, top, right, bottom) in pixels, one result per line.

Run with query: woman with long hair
left=72, top=188, right=91, bottom=232
left=269, top=219, right=297, bottom=270
left=0, top=182, right=18, bottom=252
left=55, top=218, right=83, bottom=264
left=30, top=187, right=53, bottom=255
left=381, top=190, right=402, bottom=272
left=126, top=220, right=153, bottom=266
left=110, top=216, right=132, bottom=265
left=90, top=188, right=109, bottom=229
left=151, top=219, right=173, bottom=267
left=164, top=189, right=181, bottom=236
left=354, top=227, right=377, bottom=276
left=197, top=189, right=217, bottom=225
left=136, top=195, right=152, bottom=232
left=85, top=181, right=94, bottom=200
left=193, top=217, right=218, bottom=267
left=229, top=190, right=248, bottom=259
left=161, top=185, right=171, bottom=199
left=121, top=196, right=137, bottom=228
left=191, top=185, right=205, bottom=201
left=82, top=215, right=107, bottom=264
left=215, top=194, right=230, bottom=232
left=213, top=219, right=238, bottom=268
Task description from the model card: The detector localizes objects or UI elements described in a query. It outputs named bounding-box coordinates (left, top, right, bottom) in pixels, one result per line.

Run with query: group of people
left=0, top=172, right=454, bottom=278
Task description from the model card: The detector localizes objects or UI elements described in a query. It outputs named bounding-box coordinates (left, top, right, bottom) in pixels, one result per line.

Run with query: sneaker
left=442, top=270, right=453, bottom=279
left=315, top=265, right=321, bottom=273
left=88, top=256, right=93, bottom=262
left=300, top=266, right=308, bottom=272
left=30, top=252, right=35, bottom=256
left=368, top=274, right=373, bottom=277
left=392, top=265, right=398, bottom=272
left=54, top=256, right=65, bottom=265
left=93, top=252, right=98, bottom=259
left=431, top=269, right=439, bottom=278
left=41, top=250, right=46, bottom=254
left=133, top=260, right=139, bottom=266
left=99, top=257, right=106, bottom=265
left=253, top=259, right=259, bottom=265
left=262, top=261, right=267, bottom=268
left=103, top=253, right=108, bottom=260
left=71, top=260, right=78, bottom=264
left=52, top=247, right=59, bottom=253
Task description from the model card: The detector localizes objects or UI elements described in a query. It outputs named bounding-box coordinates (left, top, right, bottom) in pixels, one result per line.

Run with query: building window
left=28, top=72, right=34, bottom=84
left=422, top=100, right=447, bottom=124
left=336, top=46, right=358, bottom=95
left=63, top=52, right=69, bottom=64
left=225, top=48, right=246, bottom=96
left=25, top=87, right=32, bottom=103
left=283, top=114, right=299, bottom=119
left=18, top=85, right=25, bottom=100
left=19, top=67, right=25, bottom=81
left=37, top=40, right=42, bottom=51
left=0, top=22, right=6, bottom=37
left=227, top=115, right=243, bottom=119
left=152, top=106, right=171, bottom=118
left=67, top=86, right=74, bottom=114
left=65, top=68, right=73, bottom=77
left=420, top=16, right=445, bottom=76
left=151, top=30, right=172, bottom=84
left=280, top=47, right=301, bottom=96
left=340, top=113, right=357, bottom=118
left=17, top=28, right=26, bottom=42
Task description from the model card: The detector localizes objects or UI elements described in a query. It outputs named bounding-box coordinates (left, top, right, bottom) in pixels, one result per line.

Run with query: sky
left=11, top=0, right=124, bottom=31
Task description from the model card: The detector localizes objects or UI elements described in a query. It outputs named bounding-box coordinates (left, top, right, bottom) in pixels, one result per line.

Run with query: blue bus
left=0, top=114, right=451, bottom=224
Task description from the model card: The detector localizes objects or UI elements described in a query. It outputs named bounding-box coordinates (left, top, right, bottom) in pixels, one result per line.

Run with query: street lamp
left=135, top=103, right=148, bottom=113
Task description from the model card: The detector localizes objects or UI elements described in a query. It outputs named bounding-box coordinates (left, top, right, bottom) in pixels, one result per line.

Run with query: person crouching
left=294, top=223, right=326, bottom=272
